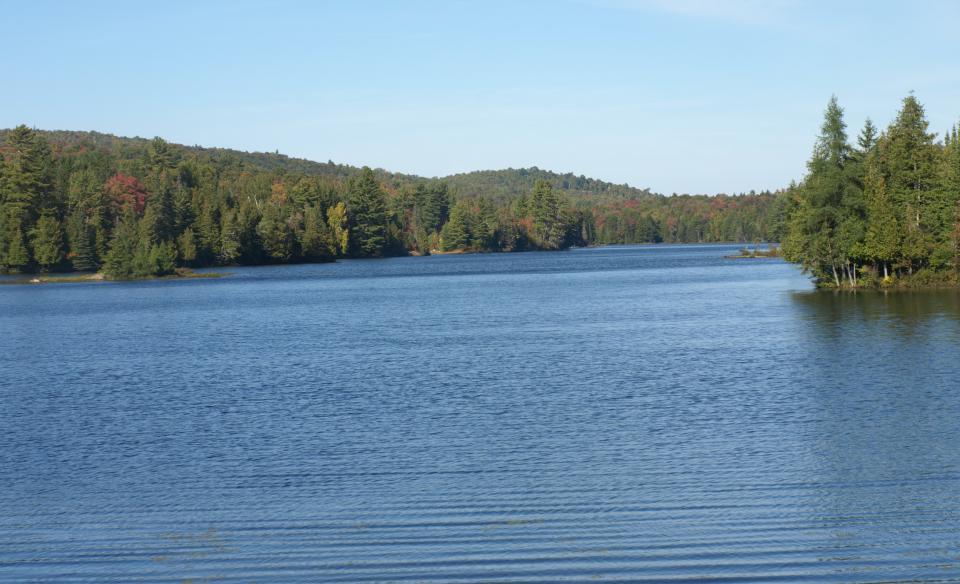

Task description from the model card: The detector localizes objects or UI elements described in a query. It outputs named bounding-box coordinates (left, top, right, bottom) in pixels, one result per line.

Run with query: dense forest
left=782, top=95, right=960, bottom=288
left=0, top=127, right=782, bottom=278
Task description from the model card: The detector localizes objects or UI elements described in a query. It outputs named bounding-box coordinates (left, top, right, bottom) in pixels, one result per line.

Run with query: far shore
left=0, top=268, right=226, bottom=285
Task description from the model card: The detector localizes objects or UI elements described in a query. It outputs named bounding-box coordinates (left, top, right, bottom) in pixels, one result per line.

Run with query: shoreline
left=0, top=268, right=226, bottom=285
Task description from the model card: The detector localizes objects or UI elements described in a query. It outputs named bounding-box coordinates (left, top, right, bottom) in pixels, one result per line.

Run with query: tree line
left=0, top=127, right=782, bottom=277
left=782, top=95, right=960, bottom=288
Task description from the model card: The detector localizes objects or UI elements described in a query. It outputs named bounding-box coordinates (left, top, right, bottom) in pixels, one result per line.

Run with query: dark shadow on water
left=790, top=288, right=960, bottom=339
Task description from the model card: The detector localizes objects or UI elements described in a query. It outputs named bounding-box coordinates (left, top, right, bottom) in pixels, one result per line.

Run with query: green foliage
left=784, top=94, right=960, bottom=287
left=30, top=215, right=64, bottom=270
left=530, top=179, right=565, bottom=249
left=219, top=210, right=242, bottom=265
left=440, top=200, right=470, bottom=251
left=103, top=215, right=138, bottom=279
left=256, top=204, right=294, bottom=262
left=150, top=241, right=178, bottom=276
left=3, top=222, right=30, bottom=272
left=300, top=205, right=335, bottom=261
left=0, top=126, right=786, bottom=276
left=67, top=213, right=98, bottom=272
left=348, top=167, right=387, bottom=257
left=326, top=202, right=349, bottom=255
left=178, top=227, right=198, bottom=264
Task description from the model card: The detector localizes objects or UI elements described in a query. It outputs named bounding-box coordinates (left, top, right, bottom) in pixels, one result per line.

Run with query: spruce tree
left=218, top=210, right=241, bottom=264
left=103, top=215, right=138, bottom=279
left=783, top=96, right=858, bottom=285
left=347, top=167, right=386, bottom=257
left=4, top=222, right=30, bottom=272
left=150, top=241, right=178, bottom=276
left=2, top=125, right=53, bottom=223
left=881, top=95, right=938, bottom=233
left=69, top=218, right=98, bottom=272
left=441, top=201, right=470, bottom=251
left=30, top=215, right=64, bottom=271
left=862, top=161, right=899, bottom=279
left=257, top=206, right=294, bottom=262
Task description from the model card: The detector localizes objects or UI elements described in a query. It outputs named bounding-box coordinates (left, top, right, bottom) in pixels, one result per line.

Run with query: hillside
left=1, top=129, right=660, bottom=203
left=443, top=167, right=655, bottom=204
left=0, top=125, right=786, bottom=277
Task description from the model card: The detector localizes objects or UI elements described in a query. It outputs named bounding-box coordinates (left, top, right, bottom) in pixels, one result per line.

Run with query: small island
left=726, top=244, right=781, bottom=259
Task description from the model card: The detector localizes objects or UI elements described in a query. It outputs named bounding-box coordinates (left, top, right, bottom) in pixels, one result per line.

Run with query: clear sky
left=2, top=0, right=958, bottom=194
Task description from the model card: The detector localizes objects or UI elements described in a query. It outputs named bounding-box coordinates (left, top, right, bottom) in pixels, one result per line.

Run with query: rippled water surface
left=3, top=244, right=960, bottom=583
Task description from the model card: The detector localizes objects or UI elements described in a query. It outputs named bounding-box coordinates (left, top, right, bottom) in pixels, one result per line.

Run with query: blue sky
left=2, top=0, right=959, bottom=194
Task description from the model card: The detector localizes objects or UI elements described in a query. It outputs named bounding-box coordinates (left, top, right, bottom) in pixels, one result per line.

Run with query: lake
left=2, top=244, right=960, bottom=583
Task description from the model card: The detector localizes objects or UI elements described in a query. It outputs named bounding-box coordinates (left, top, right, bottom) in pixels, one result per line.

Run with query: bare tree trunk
left=832, top=264, right=841, bottom=288
left=883, top=262, right=888, bottom=279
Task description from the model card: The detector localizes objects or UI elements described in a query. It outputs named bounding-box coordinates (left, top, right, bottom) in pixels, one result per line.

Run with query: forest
left=0, top=127, right=782, bottom=278
left=782, top=95, right=960, bottom=288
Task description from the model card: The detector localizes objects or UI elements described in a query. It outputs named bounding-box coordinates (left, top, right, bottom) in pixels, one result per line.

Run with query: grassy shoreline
left=0, top=268, right=226, bottom=285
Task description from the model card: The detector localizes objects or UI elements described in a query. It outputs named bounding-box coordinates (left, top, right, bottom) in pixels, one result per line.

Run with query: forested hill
left=0, top=126, right=785, bottom=278
left=0, top=129, right=394, bottom=183
left=4, top=130, right=658, bottom=203
left=443, top=168, right=654, bottom=204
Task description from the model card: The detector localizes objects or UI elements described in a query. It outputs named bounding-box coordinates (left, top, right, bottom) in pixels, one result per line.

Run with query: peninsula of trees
left=783, top=95, right=960, bottom=288
left=0, top=128, right=783, bottom=278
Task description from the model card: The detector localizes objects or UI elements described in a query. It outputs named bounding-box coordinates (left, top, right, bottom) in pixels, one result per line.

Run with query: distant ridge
left=1, top=128, right=657, bottom=203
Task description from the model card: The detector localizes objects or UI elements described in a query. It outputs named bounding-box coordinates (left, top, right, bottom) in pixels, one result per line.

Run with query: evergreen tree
left=347, top=167, right=387, bottom=257
left=415, top=183, right=450, bottom=234
left=148, top=137, right=178, bottom=172
left=150, top=241, right=178, bottom=276
left=782, top=96, right=859, bottom=285
left=178, top=227, right=198, bottom=264
left=131, top=240, right=155, bottom=277
left=1, top=125, right=53, bottom=222
left=1, top=126, right=53, bottom=269
left=68, top=214, right=98, bottom=272
left=862, top=161, right=899, bottom=279
left=4, top=223, right=30, bottom=272
left=300, top=205, right=334, bottom=260
left=30, top=215, right=64, bottom=270
left=141, top=186, right=175, bottom=244
left=196, top=202, right=221, bottom=262
left=880, top=95, right=938, bottom=235
left=473, top=197, right=497, bottom=249
left=219, top=210, right=241, bottom=264
left=103, top=215, right=139, bottom=278
left=441, top=200, right=470, bottom=251
left=257, top=205, right=294, bottom=261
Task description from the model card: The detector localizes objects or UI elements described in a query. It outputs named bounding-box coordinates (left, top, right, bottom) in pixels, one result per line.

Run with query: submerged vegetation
left=782, top=94, right=960, bottom=289
left=0, top=127, right=783, bottom=278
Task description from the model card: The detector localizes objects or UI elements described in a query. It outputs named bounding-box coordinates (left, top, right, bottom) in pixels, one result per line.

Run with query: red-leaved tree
left=104, top=173, right=148, bottom=218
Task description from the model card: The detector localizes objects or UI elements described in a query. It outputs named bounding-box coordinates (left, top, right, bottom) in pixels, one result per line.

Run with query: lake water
left=3, top=244, right=960, bottom=583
